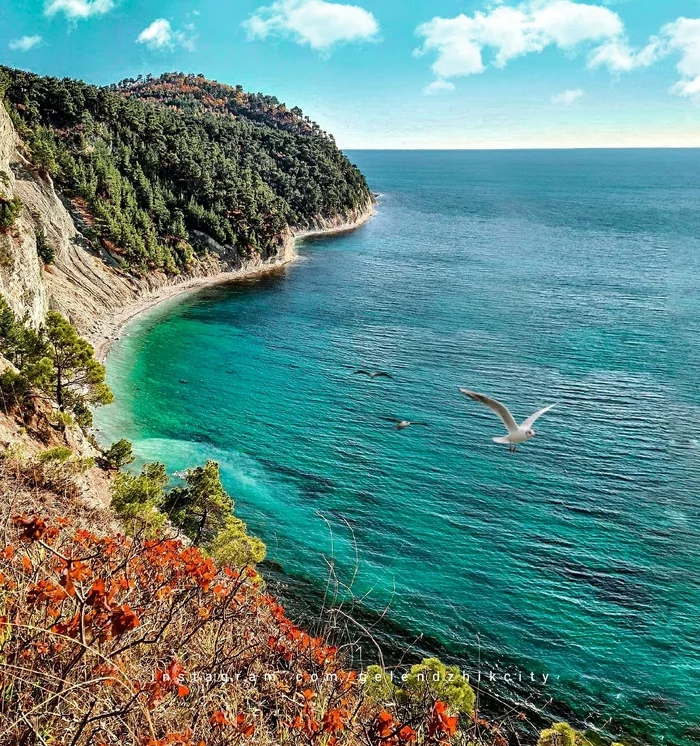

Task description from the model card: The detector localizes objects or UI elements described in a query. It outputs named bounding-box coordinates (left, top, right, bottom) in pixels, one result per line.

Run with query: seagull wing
left=459, top=389, right=518, bottom=434
left=521, top=403, right=557, bottom=430
left=411, top=422, right=429, bottom=426
left=374, top=372, right=393, bottom=379
left=353, top=370, right=371, bottom=376
left=380, top=417, right=402, bottom=423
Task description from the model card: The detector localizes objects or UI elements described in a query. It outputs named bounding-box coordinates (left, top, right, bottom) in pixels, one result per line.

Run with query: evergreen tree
left=163, top=460, right=231, bottom=546
left=34, top=312, right=113, bottom=426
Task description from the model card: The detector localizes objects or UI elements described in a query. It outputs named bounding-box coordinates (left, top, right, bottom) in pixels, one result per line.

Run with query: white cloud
left=137, top=19, right=172, bottom=49
left=551, top=88, right=584, bottom=105
left=243, top=0, right=379, bottom=52
left=423, top=79, right=456, bottom=95
left=587, top=36, right=665, bottom=72
left=416, top=0, right=624, bottom=83
left=136, top=19, right=197, bottom=51
left=44, top=0, right=114, bottom=20
left=9, top=35, right=42, bottom=52
left=663, top=17, right=700, bottom=97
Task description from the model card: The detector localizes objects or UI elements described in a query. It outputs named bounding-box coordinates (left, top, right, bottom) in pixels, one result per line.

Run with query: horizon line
left=341, top=146, right=700, bottom=151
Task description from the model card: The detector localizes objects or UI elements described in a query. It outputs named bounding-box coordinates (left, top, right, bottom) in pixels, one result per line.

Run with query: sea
left=95, top=150, right=700, bottom=745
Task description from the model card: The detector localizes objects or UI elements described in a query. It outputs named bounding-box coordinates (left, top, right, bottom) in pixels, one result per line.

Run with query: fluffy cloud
left=423, top=79, right=456, bottom=95
left=243, top=0, right=379, bottom=51
left=136, top=19, right=197, bottom=51
left=9, top=35, right=42, bottom=52
left=587, top=37, right=664, bottom=72
left=44, top=0, right=114, bottom=20
left=551, top=88, right=584, bottom=105
left=415, top=0, right=624, bottom=82
left=663, top=17, right=700, bottom=97
left=137, top=19, right=173, bottom=49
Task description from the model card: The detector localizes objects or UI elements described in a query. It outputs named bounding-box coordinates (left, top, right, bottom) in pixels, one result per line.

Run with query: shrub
left=403, top=658, right=475, bottom=715
left=364, top=663, right=397, bottom=703
left=0, top=196, right=22, bottom=231
left=36, top=445, right=72, bottom=464
left=111, top=461, right=168, bottom=534
left=538, top=722, right=593, bottom=746
left=0, top=369, right=31, bottom=412
left=365, top=658, right=475, bottom=718
left=48, top=409, right=74, bottom=428
left=208, top=514, right=266, bottom=567
left=35, top=227, right=55, bottom=264
left=0, top=513, right=365, bottom=746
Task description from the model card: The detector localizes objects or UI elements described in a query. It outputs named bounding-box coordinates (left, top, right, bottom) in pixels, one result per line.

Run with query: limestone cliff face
left=0, top=103, right=47, bottom=327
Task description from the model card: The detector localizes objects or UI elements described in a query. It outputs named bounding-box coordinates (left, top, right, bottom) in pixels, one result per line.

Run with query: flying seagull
left=380, top=417, right=428, bottom=431
left=354, top=370, right=393, bottom=380
left=459, top=389, right=557, bottom=452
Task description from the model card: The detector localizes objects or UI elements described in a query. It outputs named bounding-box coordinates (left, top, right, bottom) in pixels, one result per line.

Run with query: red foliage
left=0, top=514, right=477, bottom=746
left=427, top=702, right=459, bottom=743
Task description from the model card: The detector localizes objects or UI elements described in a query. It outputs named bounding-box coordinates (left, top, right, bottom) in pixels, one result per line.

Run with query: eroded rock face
left=0, top=104, right=48, bottom=327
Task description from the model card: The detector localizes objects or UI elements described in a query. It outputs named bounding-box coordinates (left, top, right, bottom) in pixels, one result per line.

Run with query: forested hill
left=114, top=72, right=327, bottom=137
left=0, top=67, right=371, bottom=274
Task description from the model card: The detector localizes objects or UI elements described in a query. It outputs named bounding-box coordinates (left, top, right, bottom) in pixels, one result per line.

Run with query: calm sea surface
left=96, top=150, right=700, bottom=745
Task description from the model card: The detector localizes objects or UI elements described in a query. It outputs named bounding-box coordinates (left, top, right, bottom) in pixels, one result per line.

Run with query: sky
left=1, top=0, right=699, bottom=149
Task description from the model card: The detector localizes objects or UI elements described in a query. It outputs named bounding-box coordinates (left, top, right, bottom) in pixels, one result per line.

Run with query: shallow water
left=96, top=150, right=700, bottom=745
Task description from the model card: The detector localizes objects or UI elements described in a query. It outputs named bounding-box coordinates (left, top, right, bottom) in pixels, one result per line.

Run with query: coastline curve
left=93, top=201, right=376, bottom=362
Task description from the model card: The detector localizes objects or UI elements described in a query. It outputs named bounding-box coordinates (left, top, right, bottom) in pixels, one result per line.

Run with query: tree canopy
left=0, top=68, right=371, bottom=274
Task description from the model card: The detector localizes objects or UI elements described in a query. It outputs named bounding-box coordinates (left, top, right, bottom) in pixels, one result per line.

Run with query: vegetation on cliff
left=0, top=195, right=22, bottom=231
left=0, top=67, right=371, bottom=274
left=0, top=297, right=112, bottom=428
left=0, top=494, right=470, bottom=746
left=112, top=459, right=265, bottom=568
left=0, top=444, right=627, bottom=746
left=0, top=300, right=263, bottom=568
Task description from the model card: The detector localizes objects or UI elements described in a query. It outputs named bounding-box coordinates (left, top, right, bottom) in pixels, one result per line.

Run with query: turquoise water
left=96, top=150, right=700, bottom=745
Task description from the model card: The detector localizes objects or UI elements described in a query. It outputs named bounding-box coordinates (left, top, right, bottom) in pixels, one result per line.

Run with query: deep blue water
left=96, top=150, right=700, bottom=745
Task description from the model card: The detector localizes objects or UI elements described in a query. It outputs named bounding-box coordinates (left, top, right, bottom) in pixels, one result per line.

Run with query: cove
left=96, top=150, right=700, bottom=746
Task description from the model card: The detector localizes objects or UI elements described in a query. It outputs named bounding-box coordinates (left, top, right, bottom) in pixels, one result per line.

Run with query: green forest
left=0, top=68, right=371, bottom=274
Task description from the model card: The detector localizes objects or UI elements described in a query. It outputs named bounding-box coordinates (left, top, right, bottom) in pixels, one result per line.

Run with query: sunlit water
left=96, top=150, right=700, bottom=745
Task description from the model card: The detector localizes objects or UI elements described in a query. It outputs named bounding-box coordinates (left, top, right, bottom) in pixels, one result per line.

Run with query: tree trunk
left=195, top=508, right=207, bottom=546
left=56, top=365, right=63, bottom=410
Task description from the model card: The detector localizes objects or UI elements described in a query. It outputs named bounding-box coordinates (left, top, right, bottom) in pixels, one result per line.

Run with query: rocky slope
left=0, top=99, right=47, bottom=327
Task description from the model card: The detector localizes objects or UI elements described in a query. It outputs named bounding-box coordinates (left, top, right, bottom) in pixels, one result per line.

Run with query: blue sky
left=1, top=0, right=699, bottom=148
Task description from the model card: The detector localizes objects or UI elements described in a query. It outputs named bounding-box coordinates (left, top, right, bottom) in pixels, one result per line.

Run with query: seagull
left=459, top=389, right=557, bottom=452
left=354, top=370, right=393, bottom=380
left=380, top=417, right=428, bottom=431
